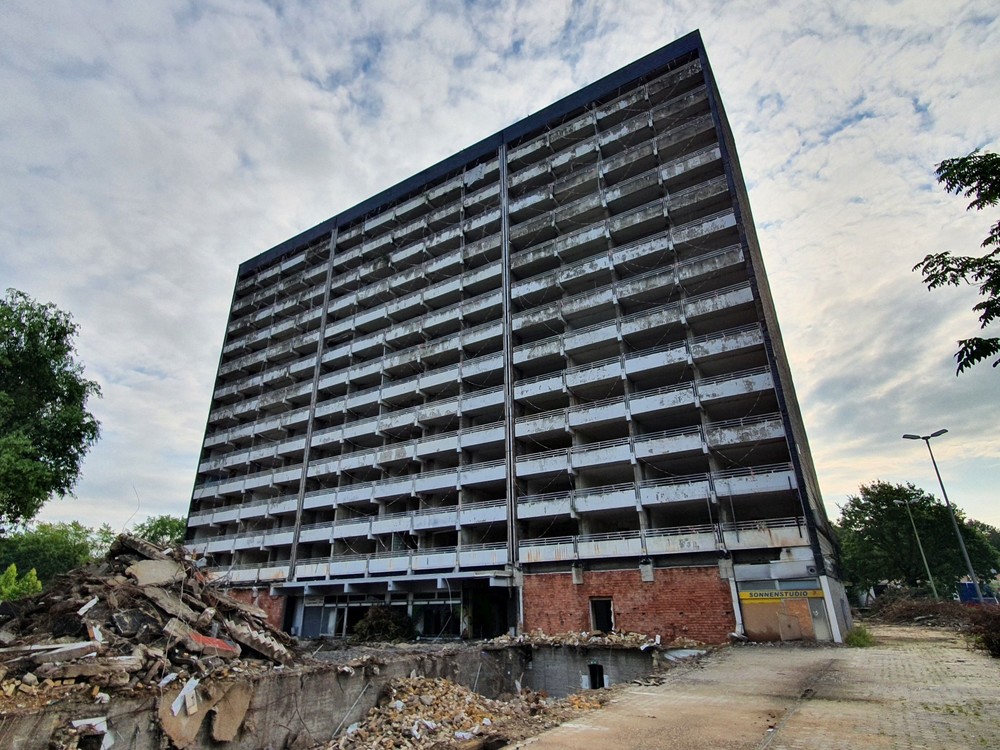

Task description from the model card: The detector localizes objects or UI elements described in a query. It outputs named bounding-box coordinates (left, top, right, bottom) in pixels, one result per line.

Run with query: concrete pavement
left=506, top=625, right=1000, bottom=749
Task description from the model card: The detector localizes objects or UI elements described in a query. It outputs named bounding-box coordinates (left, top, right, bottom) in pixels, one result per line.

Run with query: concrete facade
left=186, top=31, right=849, bottom=642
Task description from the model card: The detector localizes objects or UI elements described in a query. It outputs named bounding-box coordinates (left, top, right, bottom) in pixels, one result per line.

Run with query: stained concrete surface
left=505, top=625, right=1000, bottom=750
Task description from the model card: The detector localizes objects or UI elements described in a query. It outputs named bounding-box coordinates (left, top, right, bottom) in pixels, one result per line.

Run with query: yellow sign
left=739, top=590, right=824, bottom=602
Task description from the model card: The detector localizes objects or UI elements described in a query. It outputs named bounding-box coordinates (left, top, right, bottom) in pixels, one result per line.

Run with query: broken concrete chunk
left=36, top=654, right=144, bottom=679
left=142, top=587, right=200, bottom=623
left=77, top=596, right=99, bottom=616
left=126, top=559, right=186, bottom=587
left=32, top=640, right=102, bottom=664
left=163, top=617, right=193, bottom=643
left=210, top=682, right=253, bottom=742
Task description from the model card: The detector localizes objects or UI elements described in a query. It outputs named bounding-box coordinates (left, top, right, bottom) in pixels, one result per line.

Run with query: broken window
left=590, top=597, right=613, bottom=632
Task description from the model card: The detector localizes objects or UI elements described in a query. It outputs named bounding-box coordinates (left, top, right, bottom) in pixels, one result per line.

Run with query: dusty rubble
left=325, top=676, right=605, bottom=750
left=0, top=534, right=295, bottom=743
left=485, top=629, right=705, bottom=650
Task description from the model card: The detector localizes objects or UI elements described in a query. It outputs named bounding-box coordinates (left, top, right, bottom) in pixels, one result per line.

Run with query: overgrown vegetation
left=868, top=594, right=1000, bottom=659
left=0, top=563, right=41, bottom=600
left=0, top=289, right=101, bottom=526
left=835, top=481, right=1000, bottom=597
left=844, top=624, right=876, bottom=647
left=914, top=150, right=1000, bottom=374
left=351, top=605, right=415, bottom=642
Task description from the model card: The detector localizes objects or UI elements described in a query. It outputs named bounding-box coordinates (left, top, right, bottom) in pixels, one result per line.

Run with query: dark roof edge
left=239, top=30, right=703, bottom=277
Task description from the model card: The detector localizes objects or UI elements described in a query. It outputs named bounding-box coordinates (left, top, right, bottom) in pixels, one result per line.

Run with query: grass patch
left=844, top=624, right=876, bottom=647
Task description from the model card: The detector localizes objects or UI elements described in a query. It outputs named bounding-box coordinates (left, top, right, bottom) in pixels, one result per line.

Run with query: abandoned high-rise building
left=186, top=31, right=850, bottom=643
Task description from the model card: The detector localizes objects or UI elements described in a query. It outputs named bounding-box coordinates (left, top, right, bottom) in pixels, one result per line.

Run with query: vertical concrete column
left=498, top=144, right=519, bottom=578
left=289, top=228, right=339, bottom=574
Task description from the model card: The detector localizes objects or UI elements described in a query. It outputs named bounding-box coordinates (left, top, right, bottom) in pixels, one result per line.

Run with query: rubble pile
left=486, top=629, right=704, bottom=650
left=327, top=676, right=604, bottom=750
left=0, top=535, right=295, bottom=714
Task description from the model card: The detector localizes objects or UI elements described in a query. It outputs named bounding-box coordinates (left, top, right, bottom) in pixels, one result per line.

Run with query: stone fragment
left=126, top=559, right=186, bottom=587
left=20, top=672, right=38, bottom=686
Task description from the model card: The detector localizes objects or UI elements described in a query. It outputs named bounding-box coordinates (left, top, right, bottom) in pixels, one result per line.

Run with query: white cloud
left=1, top=0, right=997, bottom=533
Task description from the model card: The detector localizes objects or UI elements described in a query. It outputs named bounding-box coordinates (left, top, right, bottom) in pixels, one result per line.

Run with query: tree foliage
left=0, top=289, right=101, bottom=527
left=132, top=514, right=186, bottom=547
left=837, top=481, right=1000, bottom=595
left=0, top=563, right=41, bottom=601
left=0, top=521, right=102, bottom=585
left=914, top=150, right=1000, bottom=373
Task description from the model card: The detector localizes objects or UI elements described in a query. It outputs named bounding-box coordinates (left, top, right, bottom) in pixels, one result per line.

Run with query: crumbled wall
left=228, top=588, right=286, bottom=631
left=522, top=566, right=736, bottom=643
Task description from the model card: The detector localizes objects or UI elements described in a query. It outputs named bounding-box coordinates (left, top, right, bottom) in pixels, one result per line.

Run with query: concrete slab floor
left=504, top=625, right=1000, bottom=750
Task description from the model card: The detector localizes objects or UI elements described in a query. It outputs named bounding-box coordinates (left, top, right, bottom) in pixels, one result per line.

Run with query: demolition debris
left=325, top=675, right=606, bottom=750
left=0, top=535, right=294, bottom=745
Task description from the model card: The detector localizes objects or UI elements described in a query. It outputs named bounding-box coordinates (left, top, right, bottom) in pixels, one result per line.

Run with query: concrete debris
left=486, top=629, right=706, bottom=651
left=126, top=559, right=187, bottom=587
left=325, top=676, right=604, bottom=750
left=0, top=534, right=296, bottom=745
left=210, top=681, right=254, bottom=741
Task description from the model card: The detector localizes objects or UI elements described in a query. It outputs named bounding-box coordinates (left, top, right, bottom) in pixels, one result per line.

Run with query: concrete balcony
left=198, top=434, right=307, bottom=474
left=297, top=523, right=333, bottom=544
left=713, top=463, right=798, bottom=497
left=638, top=474, right=712, bottom=506
left=633, top=426, right=705, bottom=459
left=458, top=542, right=507, bottom=568
left=205, top=563, right=291, bottom=584
left=411, top=547, right=458, bottom=572
left=705, top=414, right=785, bottom=449
left=721, top=517, right=809, bottom=550
left=192, top=462, right=304, bottom=500
left=697, top=366, right=773, bottom=403
left=644, top=526, right=718, bottom=555
left=212, top=355, right=316, bottom=401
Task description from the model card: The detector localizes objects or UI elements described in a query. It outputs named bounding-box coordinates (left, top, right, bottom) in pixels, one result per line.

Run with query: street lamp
left=893, top=497, right=939, bottom=600
left=902, top=429, right=984, bottom=603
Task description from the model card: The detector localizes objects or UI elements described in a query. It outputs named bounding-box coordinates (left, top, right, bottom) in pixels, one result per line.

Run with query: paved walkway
left=508, top=625, right=1000, bottom=750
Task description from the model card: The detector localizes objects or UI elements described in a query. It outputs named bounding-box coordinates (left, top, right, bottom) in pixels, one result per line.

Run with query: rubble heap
left=327, top=676, right=604, bottom=750
left=0, top=534, right=295, bottom=713
left=486, top=629, right=705, bottom=650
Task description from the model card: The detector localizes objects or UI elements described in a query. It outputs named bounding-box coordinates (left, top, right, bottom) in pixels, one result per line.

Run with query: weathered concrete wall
left=522, top=566, right=736, bottom=643
left=500, top=646, right=660, bottom=698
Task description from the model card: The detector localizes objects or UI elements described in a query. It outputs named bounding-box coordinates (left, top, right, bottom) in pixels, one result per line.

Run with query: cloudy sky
left=3, top=0, right=998, bottom=534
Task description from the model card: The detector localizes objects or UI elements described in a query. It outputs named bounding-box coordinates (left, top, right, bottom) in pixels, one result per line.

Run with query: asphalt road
left=504, top=624, right=1000, bottom=750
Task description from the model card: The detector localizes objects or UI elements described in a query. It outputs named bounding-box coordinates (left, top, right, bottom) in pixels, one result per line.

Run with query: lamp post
left=902, top=429, right=984, bottom=603
left=893, top=497, right=939, bottom=600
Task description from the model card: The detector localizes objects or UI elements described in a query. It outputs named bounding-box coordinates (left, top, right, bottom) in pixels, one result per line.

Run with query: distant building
left=186, top=31, right=850, bottom=643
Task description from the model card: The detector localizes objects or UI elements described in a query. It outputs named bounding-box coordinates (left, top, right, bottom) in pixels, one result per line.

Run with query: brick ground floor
left=522, top=566, right=736, bottom=643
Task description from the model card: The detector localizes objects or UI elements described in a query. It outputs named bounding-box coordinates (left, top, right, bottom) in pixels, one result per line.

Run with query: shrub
left=351, top=605, right=415, bottom=642
left=965, top=606, right=1000, bottom=658
left=844, top=624, right=876, bottom=647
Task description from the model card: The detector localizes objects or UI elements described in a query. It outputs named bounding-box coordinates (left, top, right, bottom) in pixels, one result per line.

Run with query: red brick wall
left=228, top=588, right=287, bottom=631
left=522, top=566, right=735, bottom=644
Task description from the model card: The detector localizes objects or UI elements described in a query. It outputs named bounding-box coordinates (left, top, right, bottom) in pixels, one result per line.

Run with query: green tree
left=914, top=150, right=1000, bottom=373
left=837, top=481, right=999, bottom=595
left=132, top=514, right=186, bottom=546
left=0, top=521, right=96, bottom=585
left=0, top=563, right=41, bottom=601
left=0, top=289, right=101, bottom=527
